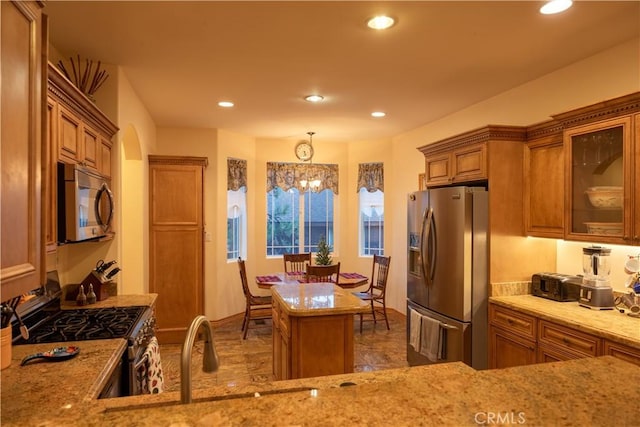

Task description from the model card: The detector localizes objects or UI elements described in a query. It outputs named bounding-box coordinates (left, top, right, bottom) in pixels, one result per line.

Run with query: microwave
left=57, top=163, right=114, bottom=243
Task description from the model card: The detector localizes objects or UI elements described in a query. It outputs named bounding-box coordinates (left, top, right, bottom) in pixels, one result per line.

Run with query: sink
left=104, top=386, right=316, bottom=413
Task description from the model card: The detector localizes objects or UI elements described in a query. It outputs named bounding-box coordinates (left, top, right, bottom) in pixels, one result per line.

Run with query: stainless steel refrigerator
left=407, top=186, right=488, bottom=370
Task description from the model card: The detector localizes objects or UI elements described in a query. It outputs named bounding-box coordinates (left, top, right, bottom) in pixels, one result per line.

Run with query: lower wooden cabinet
left=272, top=297, right=356, bottom=380
left=489, top=303, right=640, bottom=369
left=489, top=325, right=536, bottom=368
left=604, top=340, right=640, bottom=367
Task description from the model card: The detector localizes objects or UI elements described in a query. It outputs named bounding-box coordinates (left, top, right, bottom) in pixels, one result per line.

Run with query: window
left=357, top=162, right=384, bottom=256
left=266, top=162, right=338, bottom=257
left=227, top=158, right=247, bottom=260
left=266, top=187, right=334, bottom=256
left=359, top=188, right=384, bottom=256
left=227, top=189, right=247, bottom=260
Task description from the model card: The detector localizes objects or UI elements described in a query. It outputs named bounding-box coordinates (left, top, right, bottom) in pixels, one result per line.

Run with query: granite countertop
left=61, top=293, right=158, bottom=310
left=2, top=351, right=639, bottom=426
left=490, top=294, right=640, bottom=349
left=273, top=283, right=368, bottom=316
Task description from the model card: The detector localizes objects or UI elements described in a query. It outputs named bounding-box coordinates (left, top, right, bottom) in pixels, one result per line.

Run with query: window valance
left=266, top=162, right=339, bottom=194
left=227, top=158, right=247, bottom=191
left=357, top=162, right=384, bottom=193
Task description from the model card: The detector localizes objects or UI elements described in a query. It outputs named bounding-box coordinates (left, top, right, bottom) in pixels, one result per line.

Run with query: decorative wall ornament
left=57, top=55, right=109, bottom=101
left=266, top=162, right=339, bottom=194
left=357, top=162, right=384, bottom=193
left=227, top=158, right=247, bottom=191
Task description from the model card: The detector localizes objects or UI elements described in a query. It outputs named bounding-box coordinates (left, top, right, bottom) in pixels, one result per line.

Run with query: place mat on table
left=340, top=273, right=367, bottom=279
left=256, top=275, right=281, bottom=283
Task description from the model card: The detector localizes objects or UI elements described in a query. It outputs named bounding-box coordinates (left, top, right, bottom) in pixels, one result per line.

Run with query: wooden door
left=149, top=156, right=207, bottom=344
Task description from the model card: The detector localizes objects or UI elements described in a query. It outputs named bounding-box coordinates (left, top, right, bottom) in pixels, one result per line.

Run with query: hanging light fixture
left=299, top=132, right=322, bottom=192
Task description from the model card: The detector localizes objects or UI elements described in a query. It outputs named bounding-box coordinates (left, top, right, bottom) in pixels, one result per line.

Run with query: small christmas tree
left=315, top=235, right=332, bottom=265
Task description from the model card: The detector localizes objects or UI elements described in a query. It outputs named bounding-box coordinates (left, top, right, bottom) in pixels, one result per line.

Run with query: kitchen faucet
left=181, top=315, right=220, bottom=403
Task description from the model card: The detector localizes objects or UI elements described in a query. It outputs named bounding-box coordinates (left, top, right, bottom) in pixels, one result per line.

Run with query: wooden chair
left=283, top=253, right=312, bottom=274
left=237, top=258, right=272, bottom=339
left=353, top=255, right=391, bottom=333
left=305, top=263, right=341, bottom=284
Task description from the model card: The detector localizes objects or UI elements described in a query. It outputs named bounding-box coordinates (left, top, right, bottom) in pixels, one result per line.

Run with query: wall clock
left=295, top=140, right=314, bottom=161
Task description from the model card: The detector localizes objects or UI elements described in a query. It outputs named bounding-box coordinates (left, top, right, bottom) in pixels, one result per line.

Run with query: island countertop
left=2, top=351, right=639, bottom=426
left=272, top=283, right=369, bottom=316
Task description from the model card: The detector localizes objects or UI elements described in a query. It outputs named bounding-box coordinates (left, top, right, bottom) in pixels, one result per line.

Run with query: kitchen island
left=271, top=282, right=369, bottom=380
left=1, top=346, right=638, bottom=426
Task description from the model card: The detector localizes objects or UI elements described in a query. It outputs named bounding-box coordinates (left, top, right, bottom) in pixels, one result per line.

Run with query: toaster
left=531, top=273, right=582, bottom=302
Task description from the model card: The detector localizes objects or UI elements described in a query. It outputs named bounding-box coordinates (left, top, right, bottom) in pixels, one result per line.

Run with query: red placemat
left=340, top=273, right=367, bottom=279
left=256, top=275, right=280, bottom=283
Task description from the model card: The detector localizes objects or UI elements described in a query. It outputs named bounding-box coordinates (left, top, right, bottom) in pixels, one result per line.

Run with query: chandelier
left=299, top=132, right=321, bottom=191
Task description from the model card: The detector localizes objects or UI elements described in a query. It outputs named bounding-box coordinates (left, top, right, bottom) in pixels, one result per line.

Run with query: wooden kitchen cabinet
left=552, top=93, right=640, bottom=245
left=271, top=284, right=365, bottom=380
left=423, top=141, right=486, bottom=186
left=524, top=122, right=564, bottom=238
left=1, top=0, right=45, bottom=300
left=419, top=126, right=557, bottom=284
left=45, top=62, right=118, bottom=251
left=603, top=340, right=640, bottom=367
left=47, top=62, right=118, bottom=177
left=489, top=304, right=537, bottom=368
left=537, top=319, right=601, bottom=361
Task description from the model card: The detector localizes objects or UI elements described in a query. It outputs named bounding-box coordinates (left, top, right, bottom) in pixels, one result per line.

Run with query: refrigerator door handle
left=421, top=207, right=433, bottom=286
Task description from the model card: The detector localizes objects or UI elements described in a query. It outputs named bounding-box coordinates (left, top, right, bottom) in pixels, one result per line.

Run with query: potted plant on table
left=315, top=236, right=332, bottom=266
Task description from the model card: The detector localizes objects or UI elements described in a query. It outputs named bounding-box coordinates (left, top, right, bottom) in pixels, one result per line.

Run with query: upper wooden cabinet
left=524, top=122, right=565, bottom=238
left=552, top=93, right=640, bottom=245
left=1, top=0, right=44, bottom=300
left=45, top=62, right=118, bottom=252
left=418, top=126, right=558, bottom=284
left=47, top=62, right=117, bottom=178
left=422, top=140, right=487, bottom=186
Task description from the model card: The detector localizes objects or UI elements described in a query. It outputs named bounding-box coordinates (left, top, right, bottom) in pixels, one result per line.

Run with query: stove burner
left=14, top=306, right=147, bottom=344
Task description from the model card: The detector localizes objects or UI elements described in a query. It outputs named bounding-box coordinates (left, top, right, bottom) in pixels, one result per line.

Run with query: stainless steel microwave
left=57, top=163, right=114, bottom=243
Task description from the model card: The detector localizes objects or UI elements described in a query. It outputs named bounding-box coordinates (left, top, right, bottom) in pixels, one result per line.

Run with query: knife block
left=80, top=272, right=111, bottom=301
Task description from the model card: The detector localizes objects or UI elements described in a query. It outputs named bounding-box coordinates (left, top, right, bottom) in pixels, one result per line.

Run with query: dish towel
left=138, top=336, right=165, bottom=394
left=409, top=308, right=422, bottom=351
left=420, top=315, right=442, bottom=362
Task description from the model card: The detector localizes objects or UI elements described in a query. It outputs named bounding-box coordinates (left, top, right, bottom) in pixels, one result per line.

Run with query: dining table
left=255, top=271, right=368, bottom=289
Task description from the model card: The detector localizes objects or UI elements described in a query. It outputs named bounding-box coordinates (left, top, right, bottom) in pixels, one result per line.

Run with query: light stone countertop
left=2, top=349, right=639, bottom=426
left=273, top=283, right=369, bottom=316
left=490, top=294, right=640, bottom=349
left=61, top=293, right=158, bottom=310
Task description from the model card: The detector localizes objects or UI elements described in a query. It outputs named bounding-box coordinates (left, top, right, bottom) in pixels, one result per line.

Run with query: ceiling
left=43, top=1, right=639, bottom=143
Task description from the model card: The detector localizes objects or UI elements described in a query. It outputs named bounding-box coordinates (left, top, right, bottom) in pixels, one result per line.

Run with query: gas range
left=12, top=305, right=148, bottom=345
left=8, top=272, right=156, bottom=398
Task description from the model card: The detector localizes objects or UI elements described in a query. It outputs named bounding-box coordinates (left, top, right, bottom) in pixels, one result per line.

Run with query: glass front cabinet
left=564, top=116, right=637, bottom=244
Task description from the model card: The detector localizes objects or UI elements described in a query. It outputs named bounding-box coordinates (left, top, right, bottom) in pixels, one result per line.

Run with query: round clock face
left=295, top=141, right=314, bottom=161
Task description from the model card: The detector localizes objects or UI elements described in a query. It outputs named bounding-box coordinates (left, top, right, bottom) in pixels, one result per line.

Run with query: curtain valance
left=357, top=162, right=384, bottom=193
left=266, top=162, right=339, bottom=194
left=227, top=158, right=247, bottom=191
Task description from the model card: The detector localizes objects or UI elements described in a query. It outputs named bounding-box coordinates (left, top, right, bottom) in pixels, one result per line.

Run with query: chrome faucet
left=181, top=315, right=220, bottom=404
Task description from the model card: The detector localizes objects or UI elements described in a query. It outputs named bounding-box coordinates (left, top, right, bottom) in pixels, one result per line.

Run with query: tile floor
left=159, top=309, right=408, bottom=393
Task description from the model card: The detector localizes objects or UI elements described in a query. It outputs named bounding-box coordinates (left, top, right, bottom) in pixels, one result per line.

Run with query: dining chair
left=305, top=263, right=341, bottom=284
left=237, top=258, right=272, bottom=339
left=283, top=253, right=312, bottom=274
left=353, top=255, right=391, bottom=333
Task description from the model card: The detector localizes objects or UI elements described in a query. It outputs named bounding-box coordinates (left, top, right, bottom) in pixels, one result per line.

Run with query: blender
left=579, top=246, right=615, bottom=310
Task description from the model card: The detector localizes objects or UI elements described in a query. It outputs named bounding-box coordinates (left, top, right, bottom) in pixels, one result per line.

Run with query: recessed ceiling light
left=371, top=111, right=386, bottom=118
left=304, top=95, right=324, bottom=103
left=367, top=15, right=395, bottom=30
left=218, top=101, right=234, bottom=108
left=540, top=0, right=573, bottom=15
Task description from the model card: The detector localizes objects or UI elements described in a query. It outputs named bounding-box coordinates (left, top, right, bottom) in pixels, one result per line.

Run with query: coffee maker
left=579, top=246, right=615, bottom=310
